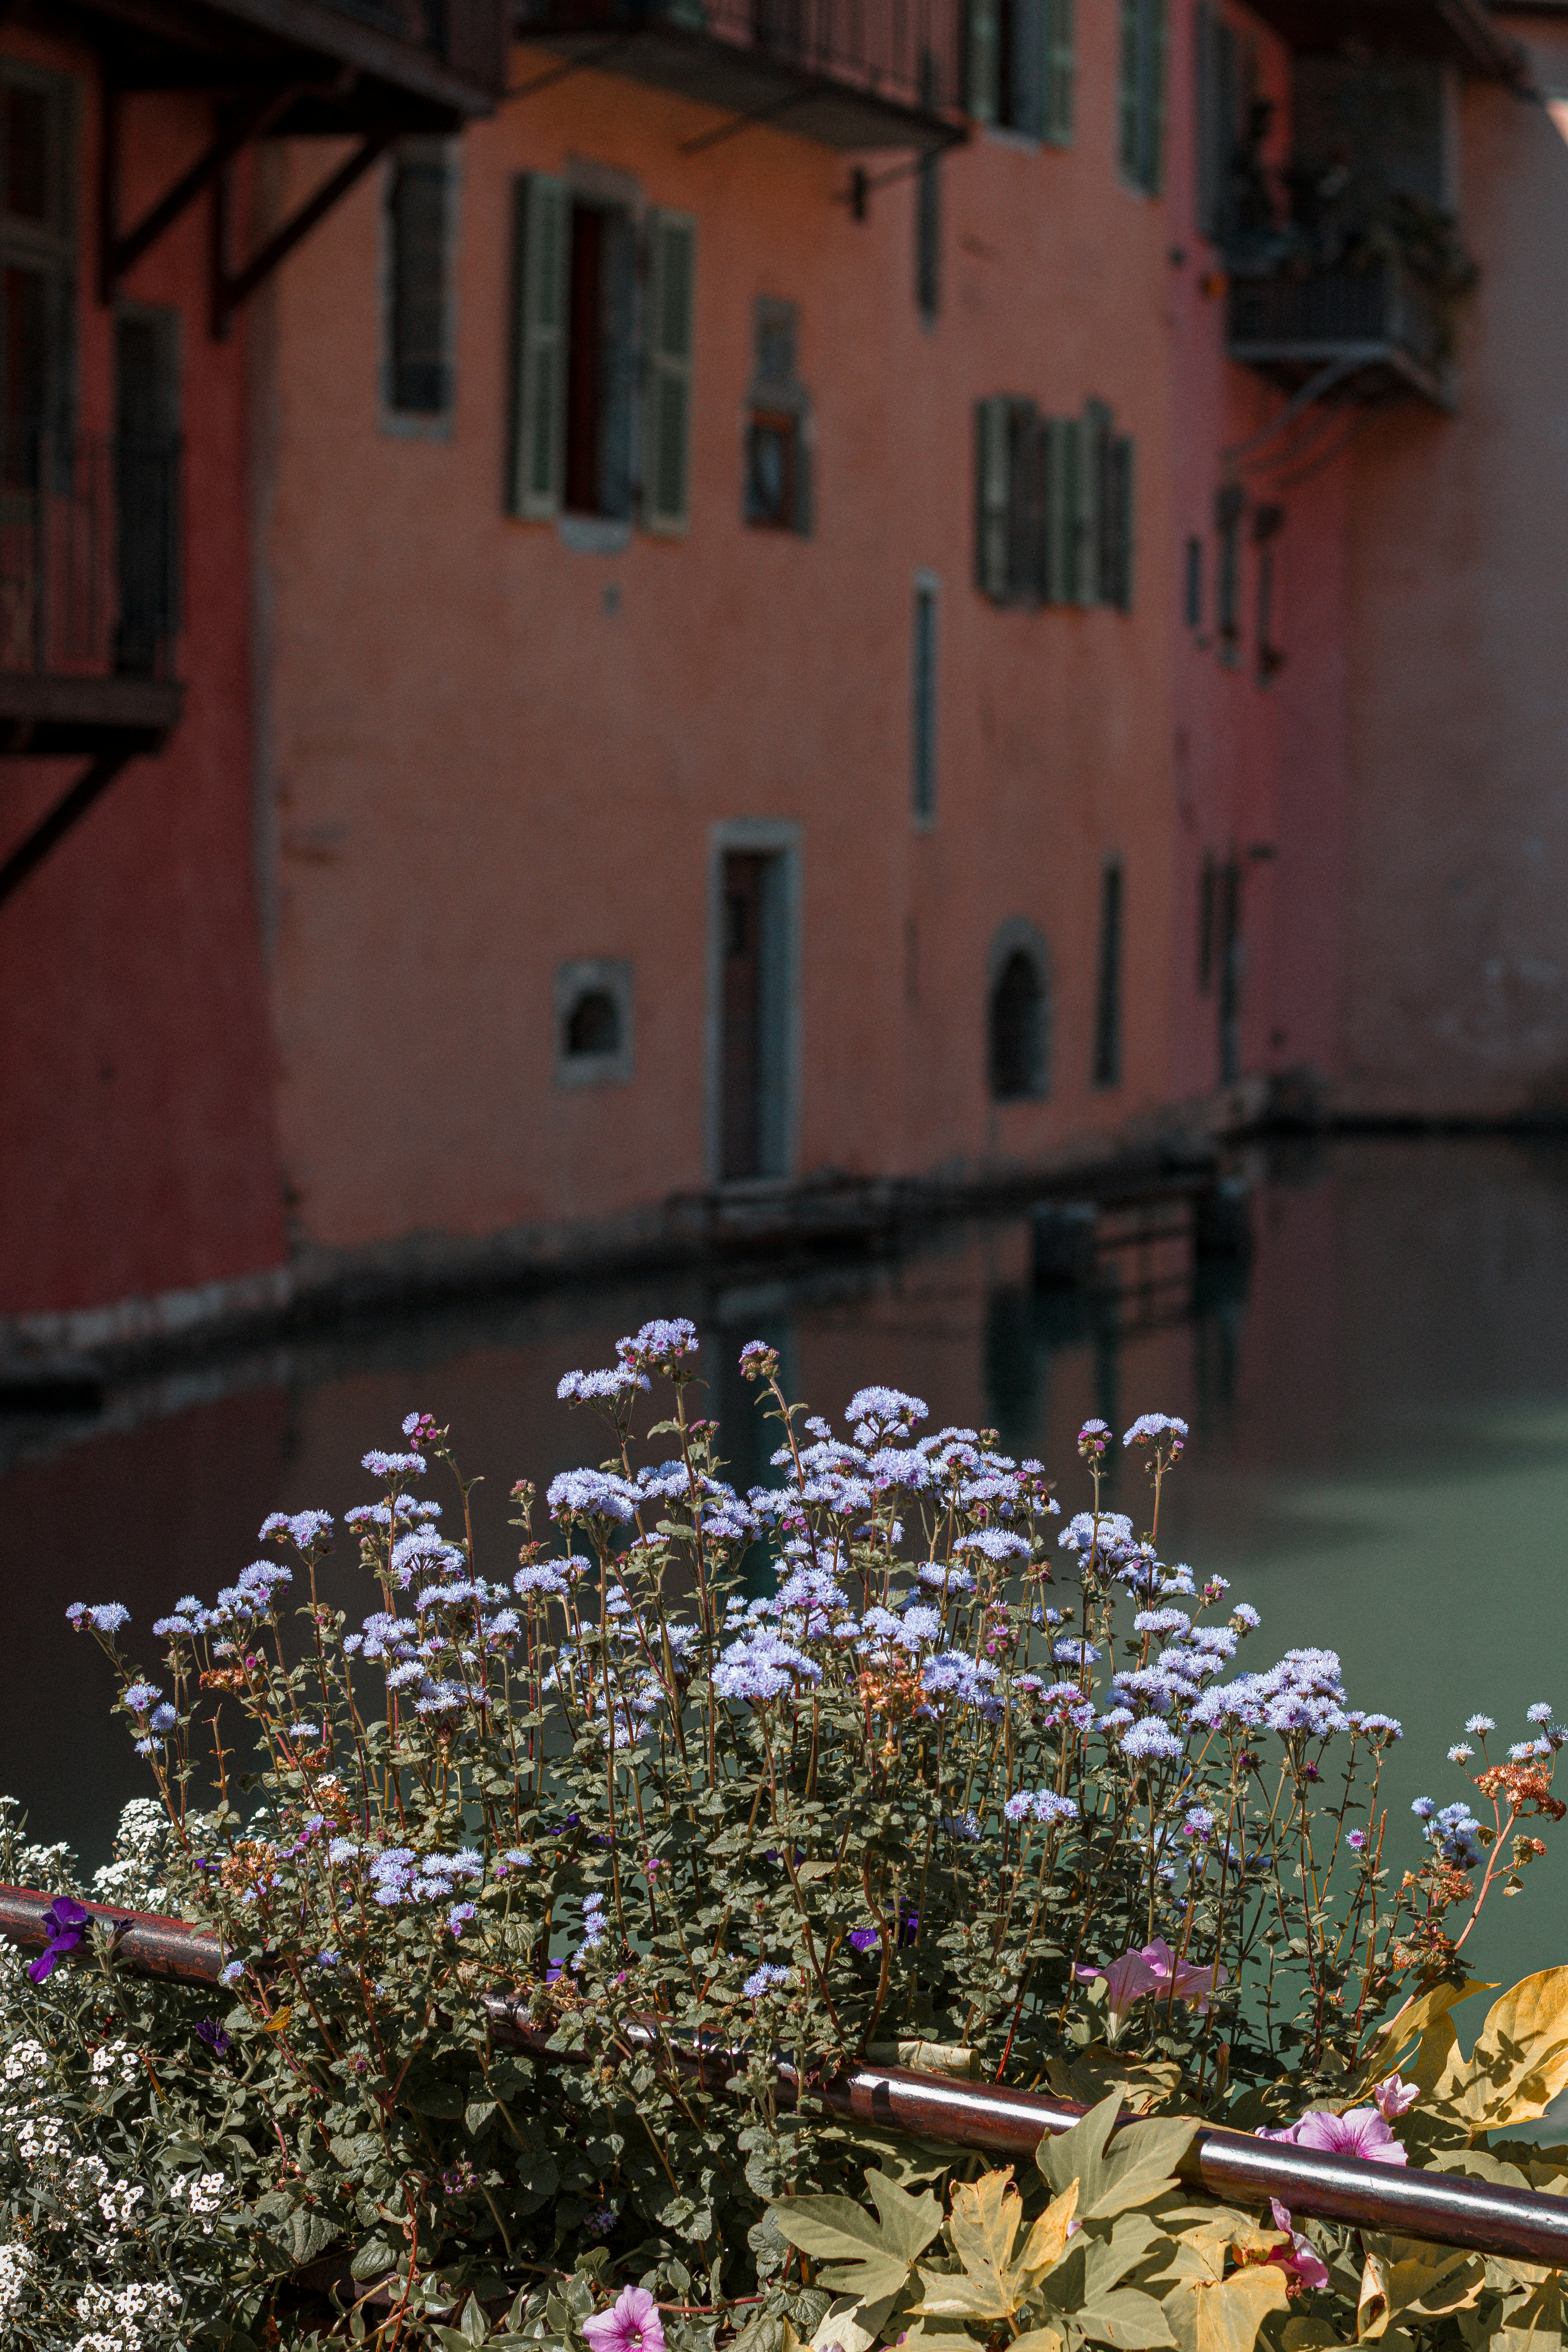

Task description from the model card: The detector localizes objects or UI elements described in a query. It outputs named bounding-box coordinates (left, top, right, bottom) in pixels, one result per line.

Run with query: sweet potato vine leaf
left=769, top=2171, right=944, bottom=2303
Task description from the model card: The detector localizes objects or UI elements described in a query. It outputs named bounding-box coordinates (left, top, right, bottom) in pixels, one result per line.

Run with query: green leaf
left=350, top=2237, right=397, bottom=2281
left=278, top=2209, right=339, bottom=2267
left=1038, top=2097, right=1196, bottom=2224
left=770, top=2172, right=944, bottom=2303
left=465, top=2099, right=499, bottom=2134
left=1078, top=2289, right=1181, bottom=2350
left=460, top=2294, right=490, bottom=2346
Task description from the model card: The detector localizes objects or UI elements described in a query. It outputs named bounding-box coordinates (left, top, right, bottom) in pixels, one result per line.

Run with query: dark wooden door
left=721, top=853, right=767, bottom=1181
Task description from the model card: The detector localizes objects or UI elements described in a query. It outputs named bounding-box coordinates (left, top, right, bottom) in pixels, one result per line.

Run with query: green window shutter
left=1107, top=434, right=1135, bottom=610
left=1118, top=0, right=1141, bottom=183
left=1045, top=0, right=1075, bottom=142
left=976, top=397, right=1013, bottom=599
left=1147, top=0, right=1168, bottom=194
left=966, top=0, right=999, bottom=123
left=1042, top=416, right=1071, bottom=604
left=1194, top=1, right=1217, bottom=232
left=1012, top=0, right=1046, bottom=138
left=508, top=173, right=568, bottom=521
left=1011, top=405, right=1046, bottom=602
left=1076, top=402, right=1106, bottom=608
left=644, top=208, right=695, bottom=537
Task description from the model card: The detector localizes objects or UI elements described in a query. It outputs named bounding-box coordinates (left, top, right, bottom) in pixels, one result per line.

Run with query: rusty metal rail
left=6, top=1886, right=1568, bottom=2269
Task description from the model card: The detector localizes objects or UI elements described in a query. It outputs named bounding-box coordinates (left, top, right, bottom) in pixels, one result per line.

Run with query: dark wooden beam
left=212, top=127, right=391, bottom=336
left=100, top=80, right=302, bottom=301
left=0, top=749, right=137, bottom=912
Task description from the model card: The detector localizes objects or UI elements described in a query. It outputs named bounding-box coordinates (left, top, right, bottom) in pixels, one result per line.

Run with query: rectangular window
left=1215, top=484, right=1243, bottom=661
left=1194, top=1, right=1240, bottom=243
left=915, top=151, right=940, bottom=320
left=1093, top=862, right=1123, bottom=1088
left=744, top=296, right=809, bottom=533
left=968, top=0, right=1074, bottom=140
left=1254, top=500, right=1283, bottom=681
left=718, top=846, right=793, bottom=1181
left=113, top=308, right=178, bottom=678
left=976, top=396, right=1133, bottom=612
left=0, top=61, right=73, bottom=477
left=1184, top=534, right=1203, bottom=628
left=386, top=141, right=452, bottom=417
left=911, top=575, right=938, bottom=823
left=507, top=179, right=691, bottom=535
left=1118, top=0, right=1167, bottom=195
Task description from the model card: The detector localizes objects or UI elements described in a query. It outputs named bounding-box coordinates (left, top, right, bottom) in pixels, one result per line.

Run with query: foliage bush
left=6, top=1321, right=1568, bottom=2352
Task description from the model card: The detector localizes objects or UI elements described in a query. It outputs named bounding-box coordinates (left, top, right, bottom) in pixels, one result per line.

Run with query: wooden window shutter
left=1042, top=416, right=1071, bottom=604
left=644, top=209, right=696, bottom=537
left=1118, top=0, right=1141, bottom=183
left=508, top=173, right=568, bottom=520
left=1195, top=1, right=1218, bottom=232
left=1107, top=434, right=1135, bottom=610
left=966, top=0, right=999, bottom=124
left=975, top=397, right=1013, bottom=600
left=1010, top=404, right=1046, bottom=603
left=1012, top=0, right=1046, bottom=139
left=1045, top=0, right=1075, bottom=142
left=1073, top=404, right=1105, bottom=607
left=1148, top=0, right=1169, bottom=194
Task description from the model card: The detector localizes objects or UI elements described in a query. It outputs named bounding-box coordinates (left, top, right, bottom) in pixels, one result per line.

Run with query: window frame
left=382, top=136, right=459, bottom=432
left=986, top=917, right=1052, bottom=1103
left=554, top=957, right=636, bottom=1089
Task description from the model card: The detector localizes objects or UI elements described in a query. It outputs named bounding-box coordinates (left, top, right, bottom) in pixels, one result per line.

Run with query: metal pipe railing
left=5, top=1885, right=1567, bottom=2269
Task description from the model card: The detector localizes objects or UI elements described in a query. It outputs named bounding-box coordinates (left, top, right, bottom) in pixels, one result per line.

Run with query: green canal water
left=4, top=1133, right=1567, bottom=1996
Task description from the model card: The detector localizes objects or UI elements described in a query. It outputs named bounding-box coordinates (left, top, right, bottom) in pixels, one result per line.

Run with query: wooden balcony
left=1227, top=256, right=1452, bottom=408
left=56, top=0, right=509, bottom=131
left=515, top=0, right=967, bottom=152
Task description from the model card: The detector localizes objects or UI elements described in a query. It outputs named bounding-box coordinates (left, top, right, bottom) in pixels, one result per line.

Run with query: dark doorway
left=720, top=851, right=789, bottom=1183
left=989, top=949, right=1045, bottom=1099
left=113, top=310, right=177, bottom=677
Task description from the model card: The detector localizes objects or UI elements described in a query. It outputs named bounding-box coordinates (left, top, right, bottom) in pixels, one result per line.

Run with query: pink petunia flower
left=1076, top=1940, right=1229, bottom=2042
left=1267, top=2107, right=1408, bottom=2165
left=584, top=2288, right=666, bottom=2352
left=1268, top=2202, right=1330, bottom=2295
left=1374, top=2072, right=1420, bottom=2120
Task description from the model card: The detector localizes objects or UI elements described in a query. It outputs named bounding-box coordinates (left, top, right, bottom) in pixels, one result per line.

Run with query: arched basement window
left=989, top=946, right=1047, bottom=1101
left=566, top=987, right=620, bottom=1058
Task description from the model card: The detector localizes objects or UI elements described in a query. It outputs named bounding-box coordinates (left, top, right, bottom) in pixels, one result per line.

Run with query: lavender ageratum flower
left=1348, top=1829, right=1367, bottom=1851
left=26, top=1897, right=91, bottom=1984
left=894, top=1606, right=944, bottom=1650
left=220, top=1960, right=245, bottom=1987
left=742, top=1963, right=793, bottom=1999
left=1465, top=1715, right=1496, bottom=1737
left=67, top=1602, right=131, bottom=1637
left=152, top=1615, right=194, bottom=1639
left=1232, top=1603, right=1260, bottom=1630
left=1121, top=1720, right=1184, bottom=1764
left=618, top=1318, right=698, bottom=1371
left=953, top=1528, right=1031, bottom=1563
left=1529, top=1702, right=1555, bottom=1724
left=557, top=1365, right=650, bottom=1403
left=447, top=1903, right=477, bottom=1937
left=920, top=1650, right=1001, bottom=1712
left=846, top=1385, right=929, bottom=1438
left=583, top=2286, right=666, bottom=2352
left=122, top=1682, right=162, bottom=1716
left=361, top=1450, right=427, bottom=1478
left=546, top=1468, right=640, bottom=1524
left=1122, top=1414, right=1189, bottom=1449
left=148, top=1705, right=177, bottom=1735
left=1134, top=1608, right=1190, bottom=1637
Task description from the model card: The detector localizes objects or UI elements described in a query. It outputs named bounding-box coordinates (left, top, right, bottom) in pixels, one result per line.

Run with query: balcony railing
left=1226, top=254, right=1451, bottom=405
left=515, top=0, right=966, bottom=149
left=0, top=430, right=183, bottom=755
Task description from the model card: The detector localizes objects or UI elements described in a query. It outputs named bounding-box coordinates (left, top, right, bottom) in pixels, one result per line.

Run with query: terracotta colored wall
left=1338, top=20, right=1568, bottom=1117
left=258, top=17, right=1191, bottom=1259
left=1164, top=0, right=1352, bottom=1109
left=0, top=29, right=286, bottom=1322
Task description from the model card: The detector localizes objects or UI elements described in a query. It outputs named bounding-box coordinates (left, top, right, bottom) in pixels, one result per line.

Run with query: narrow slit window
left=990, top=949, right=1047, bottom=1099
left=911, top=577, right=938, bottom=822
left=387, top=143, right=452, bottom=417
left=1093, top=863, right=1123, bottom=1088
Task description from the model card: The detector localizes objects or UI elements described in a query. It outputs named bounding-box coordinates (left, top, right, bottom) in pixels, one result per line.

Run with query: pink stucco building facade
left=1, top=0, right=1553, bottom=1350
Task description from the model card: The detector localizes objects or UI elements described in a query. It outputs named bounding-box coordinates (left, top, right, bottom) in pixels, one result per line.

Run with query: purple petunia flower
left=583, top=2286, right=665, bottom=2352
left=196, top=2020, right=232, bottom=2057
left=27, top=1896, right=91, bottom=1984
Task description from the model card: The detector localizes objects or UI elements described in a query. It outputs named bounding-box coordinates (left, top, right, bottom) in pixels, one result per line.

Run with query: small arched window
left=555, top=958, right=634, bottom=1088
left=566, top=988, right=620, bottom=1058
left=988, top=935, right=1048, bottom=1102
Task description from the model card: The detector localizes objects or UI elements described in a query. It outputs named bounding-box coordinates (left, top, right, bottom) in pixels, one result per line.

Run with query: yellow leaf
left=1281, top=2325, right=1340, bottom=2351
left=263, top=2007, right=292, bottom=2034
left=1009, top=2330, right=1068, bottom=2352
left=1193, top=2265, right=1290, bottom=2352
left=947, top=2168, right=1027, bottom=2317
left=1451, top=1970, right=1568, bottom=2131
left=1357, top=2239, right=1484, bottom=2341
left=1017, top=2181, right=1080, bottom=2288
left=1364, top=1981, right=1494, bottom=2083
left=865, top=2039, right=980, bottom=2080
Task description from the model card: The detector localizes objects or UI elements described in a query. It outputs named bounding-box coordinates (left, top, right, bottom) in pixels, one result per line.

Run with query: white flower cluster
left=90, top=2039, right=139, bottom=2087
left=89, top=1800, right=169, bottom=1913
left=74, top=2277, right=180, bottom=2352
left=0, top=2242, right=31, bottom=2322
left=169, top=2171, right=227, bottom=2234
left=12, top=2113, right=69, bottom=2165
left=1, top=2040, right=46, bottom=2086
left=97, top=2181, right=144, bottom=2233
